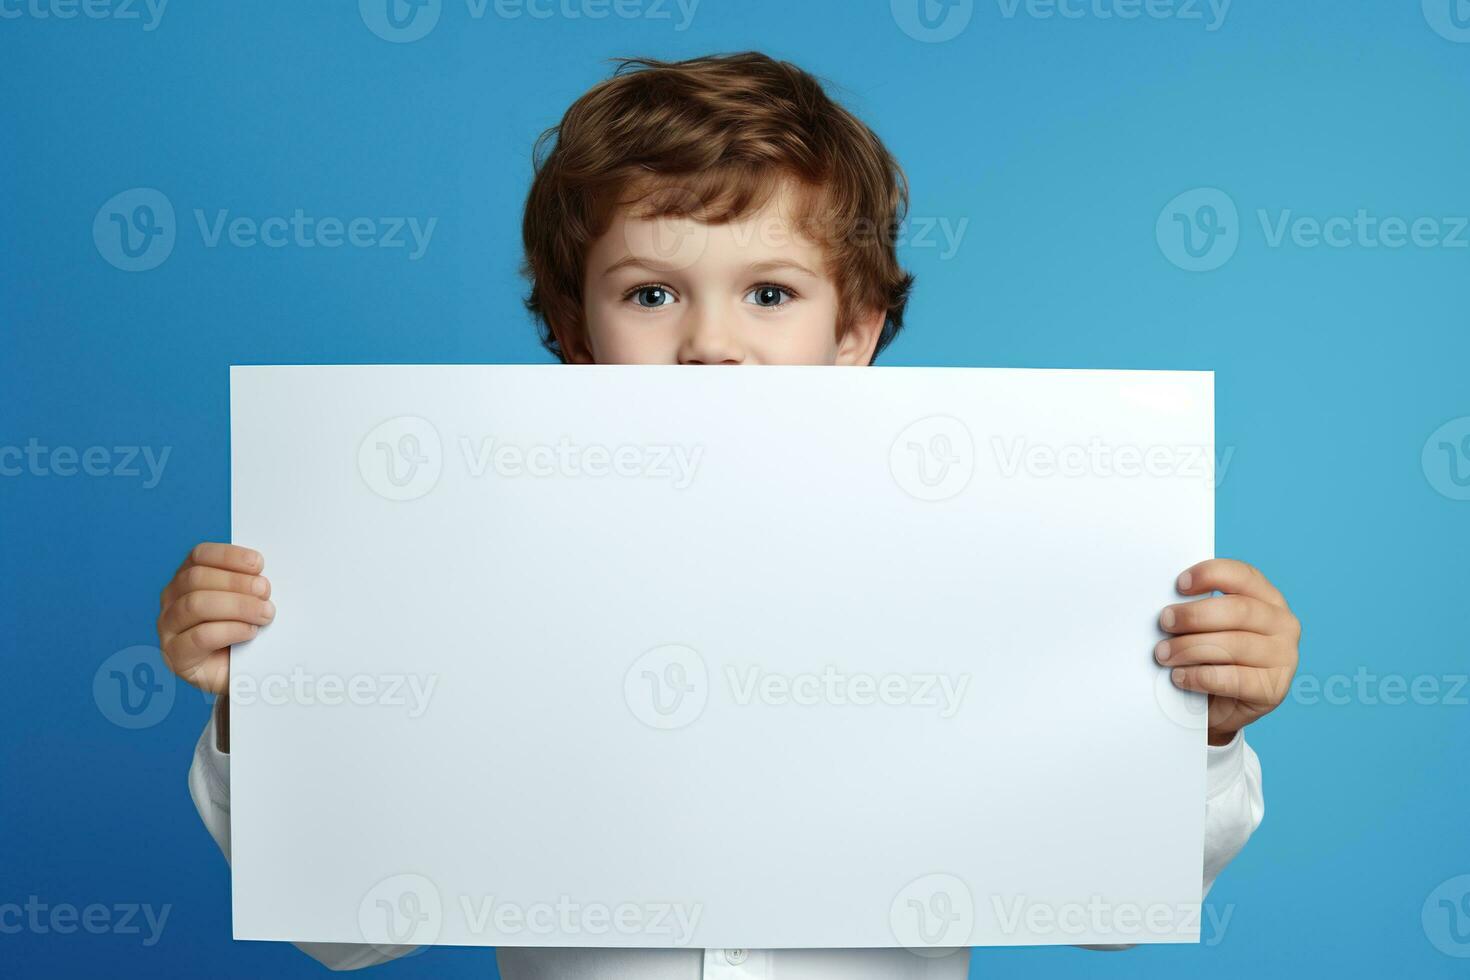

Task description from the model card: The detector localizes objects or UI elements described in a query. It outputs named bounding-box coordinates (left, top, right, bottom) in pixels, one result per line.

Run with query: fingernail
left=1177, top=570, right=1192, bottom=592
left=250, top=577, right=268, bottom=597
left=262, top=600, right=276, bottom=620
left=1172, top=668, right=1185, bottom=687
left=249, top=624, right=260, bottom=635
left=1154, top=640, right=1170, bottom=664
left=1160, top=607, right=1176, bottom=630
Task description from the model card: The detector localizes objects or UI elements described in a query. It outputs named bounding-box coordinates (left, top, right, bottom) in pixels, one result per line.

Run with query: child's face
left=578, top=180, right=883, bottom=366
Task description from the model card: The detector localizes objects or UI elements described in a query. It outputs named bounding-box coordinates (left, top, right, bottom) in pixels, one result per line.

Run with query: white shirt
left=188, top=705, right=1264, bottom=978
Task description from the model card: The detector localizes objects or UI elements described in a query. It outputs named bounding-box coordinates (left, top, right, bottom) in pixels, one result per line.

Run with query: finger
left=1160, top=594, right=1291, bottom=637
left=163, top=543, right=264, bottom=611
left=163, top=621, right=259, bottom=692
left=189, top=542, right=264, bottom=575
left=159, top=590, right=276, bottom=638
left=1176, top=558, right=1286, bottom=608
left=162, top=565, right=270, bottom=611
left=1171, top=664, right=1291, bottom=706
left=181, top=654, right=232, bottom=696
left=1155, top=631, right=1277, bottom=669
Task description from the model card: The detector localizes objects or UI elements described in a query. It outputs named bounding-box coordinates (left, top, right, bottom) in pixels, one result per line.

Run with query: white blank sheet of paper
left=229, top=364, right=1213, bottom=950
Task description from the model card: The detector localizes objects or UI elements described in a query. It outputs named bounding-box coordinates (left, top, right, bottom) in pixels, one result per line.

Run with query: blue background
left=3, top=0, right=1468, bottom=976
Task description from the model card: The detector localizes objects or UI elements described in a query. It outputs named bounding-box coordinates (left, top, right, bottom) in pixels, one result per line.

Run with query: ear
left=550, top=316, right=595, bottom=365
left=835, top=306, right=887, bottom=366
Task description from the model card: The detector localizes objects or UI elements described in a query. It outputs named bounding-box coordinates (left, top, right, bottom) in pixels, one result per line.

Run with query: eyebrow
left=599, top=255, right=823, bottom=279
left=745, top=259, right=822, bottom=279
left=600, top=255, right=665, bottom=278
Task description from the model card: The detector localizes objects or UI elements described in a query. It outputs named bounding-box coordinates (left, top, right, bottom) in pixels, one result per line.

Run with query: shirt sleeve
left=1201, top=728, right=1265, bottom=898
left=187, top=699, right=422, bottom=972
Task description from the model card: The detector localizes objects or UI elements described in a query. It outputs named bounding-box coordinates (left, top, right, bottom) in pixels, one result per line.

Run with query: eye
left=744, top=284, right=796, bottom=308
left=625, top=284, right=677, bottom=309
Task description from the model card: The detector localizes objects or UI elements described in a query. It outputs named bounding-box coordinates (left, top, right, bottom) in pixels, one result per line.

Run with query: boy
left=158, top=52, right=1296, bottom=977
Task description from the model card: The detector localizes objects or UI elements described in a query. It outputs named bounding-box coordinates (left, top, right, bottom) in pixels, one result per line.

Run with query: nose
left=676, top=305, right=744, bottom=365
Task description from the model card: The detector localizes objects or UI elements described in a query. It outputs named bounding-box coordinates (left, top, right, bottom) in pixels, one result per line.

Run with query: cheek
left=747, top=301, right=843, bottom=365
left=584, top=304, right=675, bottom=365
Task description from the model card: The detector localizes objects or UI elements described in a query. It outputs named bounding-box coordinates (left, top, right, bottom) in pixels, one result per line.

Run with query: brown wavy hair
left=521, top=51, right=915, bottom=363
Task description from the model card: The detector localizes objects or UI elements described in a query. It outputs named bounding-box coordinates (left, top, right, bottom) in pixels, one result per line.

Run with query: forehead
left=595, top=177, right=830, bottom=274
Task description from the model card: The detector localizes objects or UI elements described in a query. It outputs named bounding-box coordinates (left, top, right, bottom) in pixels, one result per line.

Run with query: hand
left=1155, top=558, right=1300, bottom=746
left=157, top=542, right=275, bottom=694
